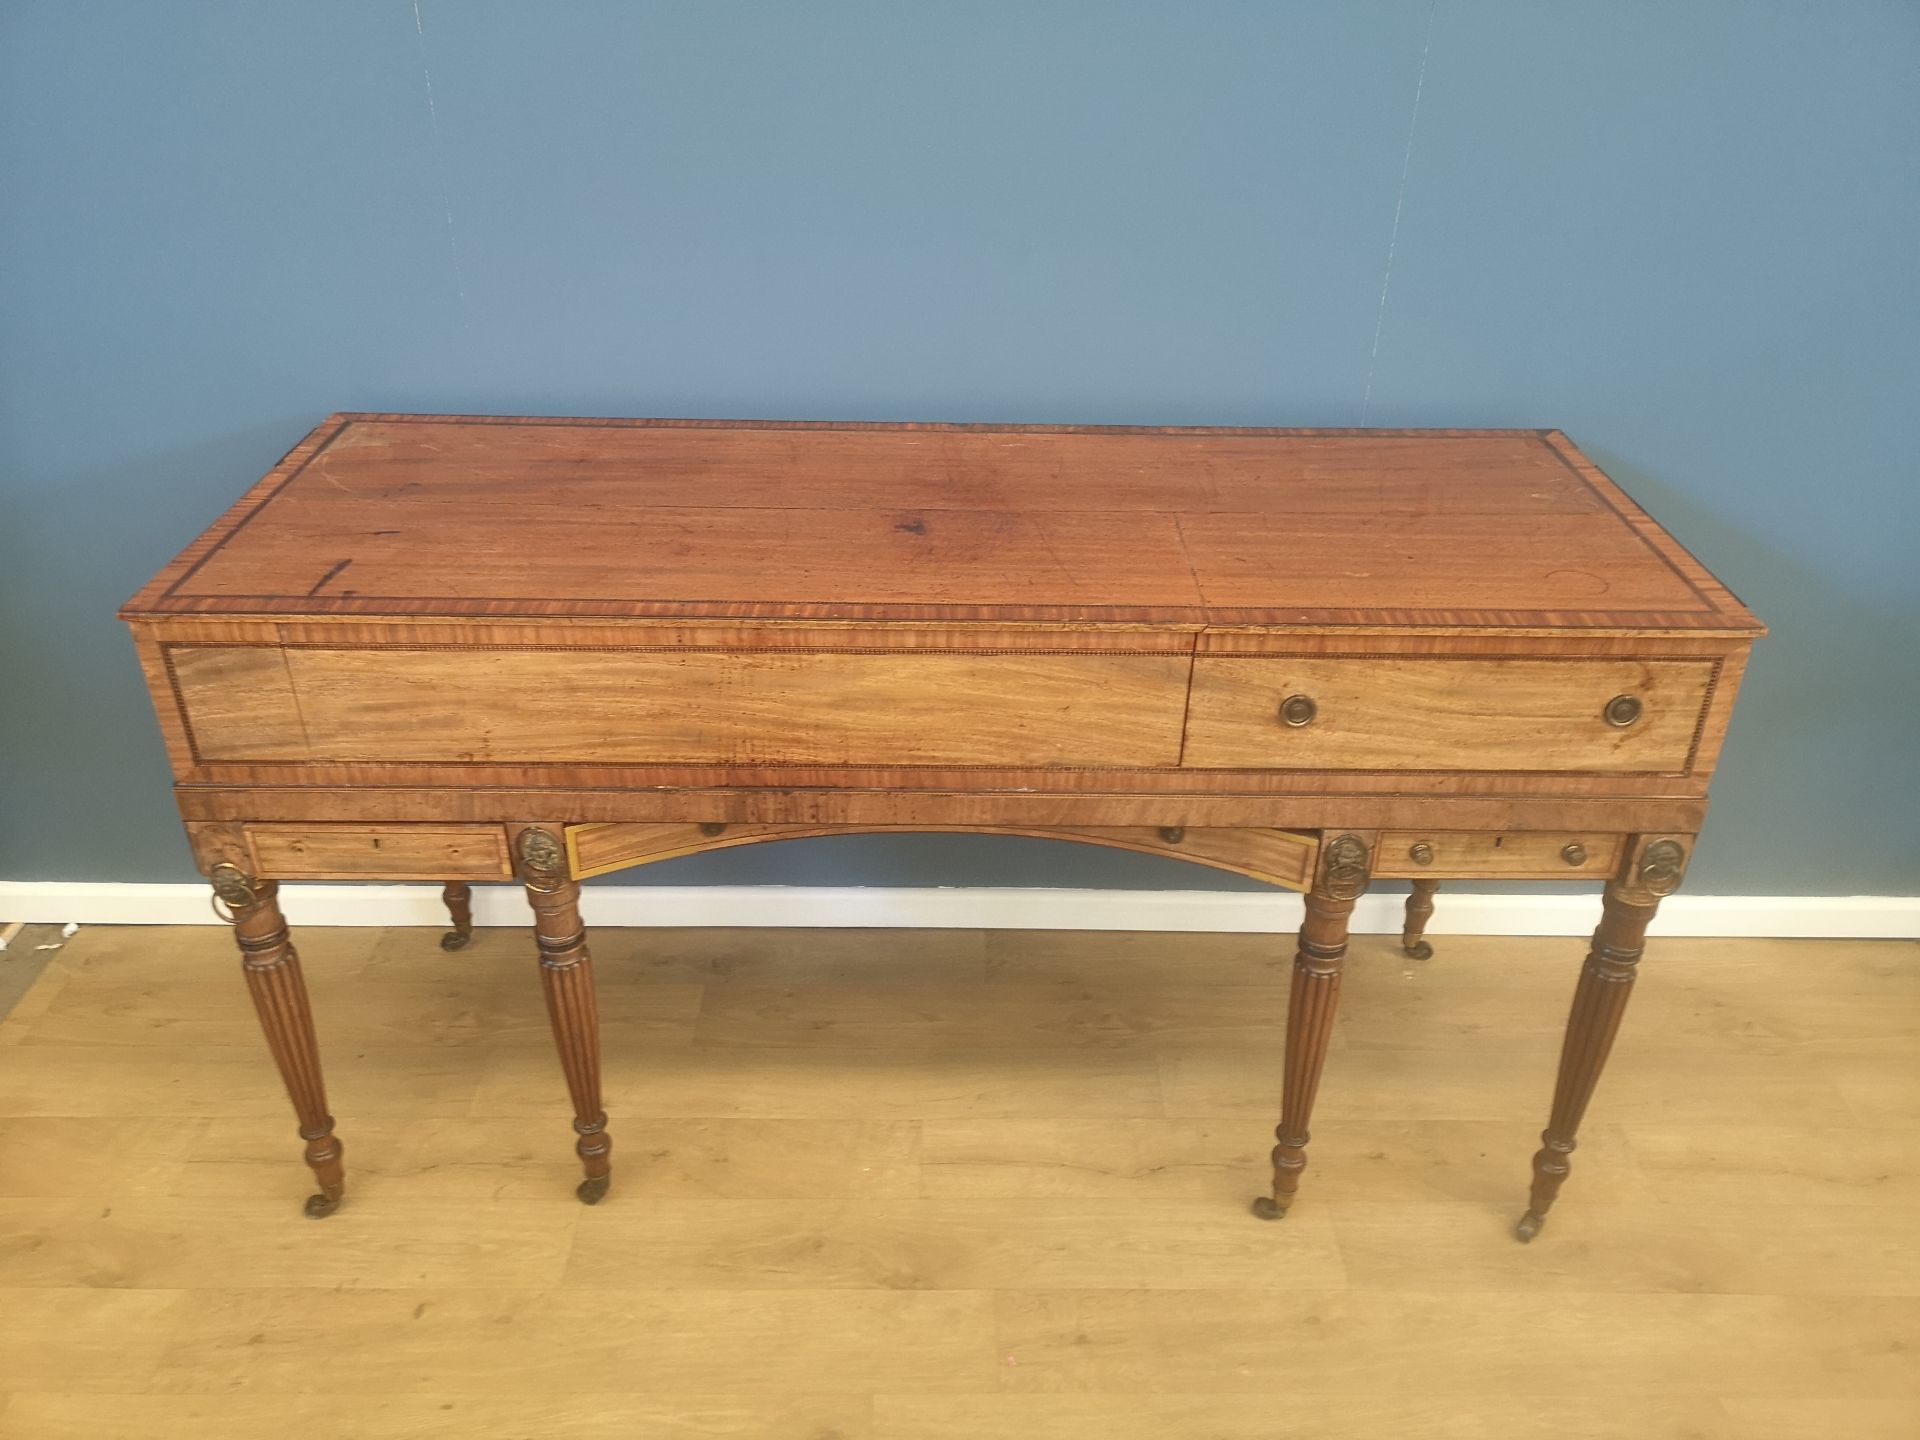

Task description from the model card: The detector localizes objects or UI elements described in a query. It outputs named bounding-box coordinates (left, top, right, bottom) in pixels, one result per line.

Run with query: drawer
left=1373, top=831, right=1624, bottom=879
left=245, top=824, right=512, bottom=879
left=170, top=646, right=1190, bottom=769
left=1181, top=656, right=1716, bottom=773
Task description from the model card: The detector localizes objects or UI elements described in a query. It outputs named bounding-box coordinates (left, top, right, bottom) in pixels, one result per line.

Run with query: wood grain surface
left=122, top=416, right=1764, bottom=632
left=169, top=645, right=1192, bottom=768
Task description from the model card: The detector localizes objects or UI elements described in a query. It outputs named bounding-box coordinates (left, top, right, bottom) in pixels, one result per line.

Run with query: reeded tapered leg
left=515, top=827, right=612, bottom=1204
left=212, top=864, right=345, bottom=1218
left=440, top=881, right=474, bottom=951
left=1402, top=879, right=1440, bottom=960
left=1515, top=837, right=1686, bottom=1242
left=1254, top=832, right=1372, bottom=1221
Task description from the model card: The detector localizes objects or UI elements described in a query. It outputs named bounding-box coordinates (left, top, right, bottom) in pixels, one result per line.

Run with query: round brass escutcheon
left=1409, top=842, right=1434, bottom=866
left=1561, top=842, right=1588, bottom=866
left=1279, top=694, right=1318, bottom=728
left=1604, top=694, right=1644, bottom=727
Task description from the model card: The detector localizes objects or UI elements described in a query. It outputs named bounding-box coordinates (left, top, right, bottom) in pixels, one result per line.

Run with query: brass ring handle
left=1278, top=694, right=1317, bottom=727
left=1603, top=694, right=1643, bottom=727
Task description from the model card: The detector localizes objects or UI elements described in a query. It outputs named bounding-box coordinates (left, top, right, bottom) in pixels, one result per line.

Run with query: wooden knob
left=1603, top=694, right=1643, bottom=727
left=1409, top=842, right=1434, bottom=866
left=1279, top=694, right=1317, bottom=727
left=1561, top=843, right=1588, bottom=866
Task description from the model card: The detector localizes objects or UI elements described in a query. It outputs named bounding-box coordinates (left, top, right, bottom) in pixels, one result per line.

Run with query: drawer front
left=1373, top=830, right=1624, bottom=879
left=169, top=646, right=1190, bottom=769
left=1182, top=656, right=1715, bottom=773
left=245, top=824, right=512, bottom=879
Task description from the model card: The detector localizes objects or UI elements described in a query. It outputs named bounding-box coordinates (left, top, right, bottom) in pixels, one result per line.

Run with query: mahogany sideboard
left=120, top=415, right=1763, bottom=1239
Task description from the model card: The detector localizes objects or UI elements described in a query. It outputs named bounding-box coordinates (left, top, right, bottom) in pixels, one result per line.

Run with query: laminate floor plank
left=473, top=1041, right=1167, bottom=1120
left=0, top=1042, right=484, bottom=1119
left=0, top=1393, right=873, bottom=1440
left=867, top=1393, right=1920, bottom=1440
left=0, top=1287, right=185, bottom=1391
left=1329, top=1200, right=1920, bottom=1296
left=17, top=977, right=705, bottom=1050
left=990, top=1289, right=1920, bottom=1396
left=0, top=1196, right=576, bottom=1290
left=869, top=1393, right=1736, bottom=1440
left=690, top=981, right=1291, bottom=1051
left=0, top=1117, right=206, bottom=1197
left=917, top=1116, right=1649, bottom=1204
left=1627, top=1121, right=1920, bottom=1208
left=174, top=1115, right=923, bottom=1202
left=562, top=1197, right=1346, bottom=1291
left=147, top=1288, right=999, bottom=1395
left=1154, top=1038, right=1854, bottom=1126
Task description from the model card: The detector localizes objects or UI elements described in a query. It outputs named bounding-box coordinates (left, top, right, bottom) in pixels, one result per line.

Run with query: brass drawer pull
left=1409, top=841, right=1434, bottom=866
left=1603, top=694, right=1643, bottom=727
left=1278, top=694, right=1318, bottom=727
left=1562, top=843, right=1588, bottom=866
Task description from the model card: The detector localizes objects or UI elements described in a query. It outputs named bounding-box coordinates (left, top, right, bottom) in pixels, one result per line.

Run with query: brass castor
left=439, top=929, right=472, bottom=952
left=1402, top=938, right=1434, bottom=961
left=1514, top=1210, right=1544, bottom=1243
left=1250, top=1195, right=1287, bottom=1221
left=304, top=1191, right=342, bottom=1219
left=577, top=1174, right=611, bottom=1205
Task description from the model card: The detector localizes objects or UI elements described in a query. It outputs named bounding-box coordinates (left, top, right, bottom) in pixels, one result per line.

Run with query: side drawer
left=166, top=646, right=1191, bottom=769
left=245, top=824, right=513, bottom=880
left=1373, top=830, right=1624, bottom=879
left=1181, top=656, right=1717, bottom=773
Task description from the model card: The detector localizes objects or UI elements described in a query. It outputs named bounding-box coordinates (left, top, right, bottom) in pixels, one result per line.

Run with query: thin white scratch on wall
left=412, top=0, right=469, bottom=324
left=1360, top=0, right=1439, bottom=425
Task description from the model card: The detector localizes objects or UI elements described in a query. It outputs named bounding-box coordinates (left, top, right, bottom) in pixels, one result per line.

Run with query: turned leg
left=1254, top=832, right=1372, bottom=1221
left=1516, top=836, right=1687, bottom=1241
left=440, top=881, right=474, bottom=951
left=210, top=864, right=345, bottom=1218
left=1402, top=879, right=1440, bottom=960
left=514, top=827, right=612, bottom=1204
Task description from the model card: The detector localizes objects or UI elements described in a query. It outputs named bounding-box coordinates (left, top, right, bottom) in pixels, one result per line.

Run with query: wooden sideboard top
left=122, top=414, right=1761, bottom=634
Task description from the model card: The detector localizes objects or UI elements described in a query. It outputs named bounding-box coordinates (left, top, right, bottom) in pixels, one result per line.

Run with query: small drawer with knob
left=1179, top=655, right=1716, bottom=774
left=242, top=824, right=514, bottom=880
left=1373, top=831, right=1625, bottom=879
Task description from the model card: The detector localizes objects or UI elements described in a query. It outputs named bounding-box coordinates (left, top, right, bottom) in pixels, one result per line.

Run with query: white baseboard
left=1, top=881, right=1915, bottom=939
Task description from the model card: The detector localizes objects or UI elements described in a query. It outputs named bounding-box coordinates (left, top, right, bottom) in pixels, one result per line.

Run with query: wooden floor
left=0, top=921, right=1914, bottom=1438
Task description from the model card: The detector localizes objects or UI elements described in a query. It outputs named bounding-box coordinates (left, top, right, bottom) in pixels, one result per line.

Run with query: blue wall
left=3, top=1, right=1915, bottom=894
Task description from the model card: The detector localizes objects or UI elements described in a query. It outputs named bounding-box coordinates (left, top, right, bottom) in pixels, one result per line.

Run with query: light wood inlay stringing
left=123, top=415, right=1764, bottom=1241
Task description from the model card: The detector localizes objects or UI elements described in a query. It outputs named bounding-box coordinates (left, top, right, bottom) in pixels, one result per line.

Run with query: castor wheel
left=1514, top=1210, right=1544, bottom=1243
left=439, top=929, right=472, bottom=952
left=1250, top=1196, right=1287, bottom=1221
left=577, top=1174, right=610, bottom=1205
left=304, top=1191, right=342, bottom=1219
left=1402, top=938, right=1434, bottom=961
